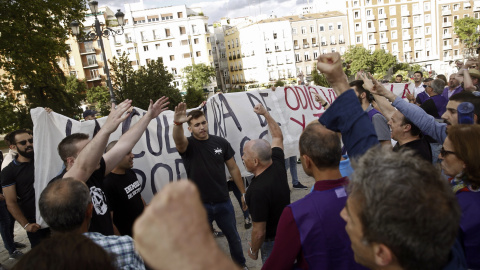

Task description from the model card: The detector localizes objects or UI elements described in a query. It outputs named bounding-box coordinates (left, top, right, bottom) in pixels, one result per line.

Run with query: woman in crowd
left=439, top=124, right=480, bottom=269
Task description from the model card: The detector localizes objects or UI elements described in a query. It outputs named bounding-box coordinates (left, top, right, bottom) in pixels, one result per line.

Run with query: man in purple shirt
left=442, top=74, right=463, bottom=100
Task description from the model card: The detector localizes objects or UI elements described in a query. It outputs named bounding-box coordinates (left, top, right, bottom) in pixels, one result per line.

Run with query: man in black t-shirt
left=173, top=103, right=248, bottom=269
left=55, top=98, right=169, bottom=236
left=104, top=140, right=145, bottom=236
left=243, top=104, right=290, bottom=264
left=1, top=129, right=50, bottom=248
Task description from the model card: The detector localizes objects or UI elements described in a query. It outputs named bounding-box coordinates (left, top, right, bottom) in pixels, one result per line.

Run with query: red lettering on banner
left=285, top=86, right=300, bottom=111
left=390, top=84, right=394, bottom=92
left=313, top=112, right=323, bottom=118
left=402, top=83, right=411, bottom=99
left=309, top=87, right=322, bottom=110
left=294, top=86, right=309, bottom=110
left=290, top=114, right=306, bottom=130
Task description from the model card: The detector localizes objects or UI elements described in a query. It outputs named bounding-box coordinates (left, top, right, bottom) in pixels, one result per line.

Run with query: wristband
left=250, top=247, right=258, bottom=255
left=24, top=223, right=30, bottom=229
left=173, top=121, right=182, bottom=126
left=242, top=193, right=246, bottom=202
left=322, top=102, right=328, bottom=107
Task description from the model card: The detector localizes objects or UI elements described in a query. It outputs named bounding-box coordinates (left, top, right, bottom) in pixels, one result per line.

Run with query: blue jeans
left=285, top=156, right=299, bottom=185
left=204, top=200, right=246, bottom=266
left=261, top=240, right=275, bottom=264
left=0, top=200, right=16, bottom=254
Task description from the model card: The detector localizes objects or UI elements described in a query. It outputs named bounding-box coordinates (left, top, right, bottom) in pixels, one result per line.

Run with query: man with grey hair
left=242, top=104, right=290, bottom=264
left=39, top=178, right=146, bottom=270
left=315, top=52, right=467, bottom=269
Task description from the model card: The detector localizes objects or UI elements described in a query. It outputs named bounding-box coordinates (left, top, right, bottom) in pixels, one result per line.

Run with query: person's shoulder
left=371, top=112, right=387, bottom=122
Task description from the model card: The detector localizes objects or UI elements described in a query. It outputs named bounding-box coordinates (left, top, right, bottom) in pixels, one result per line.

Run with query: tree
left=86, top=86, right=111, bottom=116
left=454, top=17, right=480, bottom=57
left=343, top=46, right=398, bottom=79
left=0, top=0, right=87, bottom=132
left=274, top=80, right=285, bottom=87
left=311, top=65, right=330, bottom=87
left=109, top=56, right=182, bottom=110
left=182, top=63, right=216, bottom=108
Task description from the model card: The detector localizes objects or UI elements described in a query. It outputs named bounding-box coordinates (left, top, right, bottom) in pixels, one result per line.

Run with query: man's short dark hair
left=5, top=129, right=32, bottom=146
left=186, top=110, right=205, bottom=125
left=299, top=122, right=341, bottom=169
left=57, top=133, right=89, bottom=165
left=414, top=71, right=423, bottom=77
left=39, top=178, right=91, bottom=232
left=401, top=115, right=422, bottom=136
left=424, top=78, right=434, bottom=83
left=450, top=92, right=480, bottom=124
left=349, top=147, right=461, bottom=270
left=350, top=80, right=374, bottom=103
left=396, top=74, right=403, bottom=79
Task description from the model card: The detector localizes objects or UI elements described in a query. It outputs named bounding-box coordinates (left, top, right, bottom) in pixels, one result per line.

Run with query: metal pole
left=94, top=15, right=116, bottom=104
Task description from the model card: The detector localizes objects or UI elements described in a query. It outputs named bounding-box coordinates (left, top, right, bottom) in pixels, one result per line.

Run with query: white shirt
left=413, top=84, right=425, bottom=98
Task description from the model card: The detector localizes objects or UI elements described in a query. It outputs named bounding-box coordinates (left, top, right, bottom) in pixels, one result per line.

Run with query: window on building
left=310, top=25, right=315, bottom=33
left=453, top=4, right=460, bottom=11
left=379, top=8, right=384, bottom=15
left=425, top=14, right=431, bottom=23
left=196, top=51, right=201, bottom=57
left=355, top=23, right=361, bottom=31
left=356, top=35, right=362, bottom=43
left=391, top=18, right=397, bottom=27
left=143, top=45, right=149, bottom=51
left=424, top=2, right=430, bottom=10
left=183, top=53, right=191, bottom=58
left=337, top=23, right=342, bottom=30
left=390, top=6, right=396, bottom=15
left=169, top=55, right=175, bottom=61
left=454, top=15, right=459, bottom=21
left=292, top=28, right=297, bottom=34
left=391, top=30, right=398, bottom=39
left=313, top=51, right=318, bottom=59
left=454, top=38, right=459, bottom=45
left=168, top=42, right=173, bottom=47
left=354, top=11, right=359, bottom=18
left=319, top=25, right=324, bottom=31
left=301, top=27, right=306, bottom=34
left=165, top=28, right=171, bottom=37
left=454, top=49, right=459, bottom=56
left=179, top=26, right=186, bottom=35
left=194, top=38, right=199, bottom=44
left=425, top=26, right=431, bottom=34
left=304, top=52, right=310, bottom=61
left=156, top=44, right=160, bottom=50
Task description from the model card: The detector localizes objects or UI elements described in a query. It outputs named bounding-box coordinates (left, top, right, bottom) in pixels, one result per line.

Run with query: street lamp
left=70, top=1, right=125, bottom=104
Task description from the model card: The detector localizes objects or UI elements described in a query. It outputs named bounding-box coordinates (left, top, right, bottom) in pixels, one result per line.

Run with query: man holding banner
left=173, top=102, right=248, bottom=270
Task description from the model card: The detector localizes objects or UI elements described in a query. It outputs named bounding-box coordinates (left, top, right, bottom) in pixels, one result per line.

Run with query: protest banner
left=31, top=83, right=413, bottom=226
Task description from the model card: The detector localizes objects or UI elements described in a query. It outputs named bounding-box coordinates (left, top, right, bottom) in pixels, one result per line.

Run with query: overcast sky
left=100, top=0, right=315, bottom=23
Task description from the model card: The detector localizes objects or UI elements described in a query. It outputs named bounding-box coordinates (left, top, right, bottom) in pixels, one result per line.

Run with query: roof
left=257, top=11, right=346, bottom=23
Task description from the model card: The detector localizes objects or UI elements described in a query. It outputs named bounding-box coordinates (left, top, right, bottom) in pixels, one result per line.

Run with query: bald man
left=242, top=104, right=290, bottom=264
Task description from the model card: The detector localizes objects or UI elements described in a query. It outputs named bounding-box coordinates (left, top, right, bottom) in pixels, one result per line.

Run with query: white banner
left=31, top=84, right=414, bottom=226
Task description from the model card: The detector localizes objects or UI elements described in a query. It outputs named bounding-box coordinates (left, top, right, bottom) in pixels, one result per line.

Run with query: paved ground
left=0, top=162, right=313, bottom=269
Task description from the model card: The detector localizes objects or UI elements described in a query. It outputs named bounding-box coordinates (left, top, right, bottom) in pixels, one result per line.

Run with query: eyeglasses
left=16, top=138, right=33, bottom=146
left=440, top=147, right=456, bottom=157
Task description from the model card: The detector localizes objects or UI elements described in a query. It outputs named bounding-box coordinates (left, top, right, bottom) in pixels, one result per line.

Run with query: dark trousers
left=27, top=227, right=51, bottom=248
left=0, top=200, right=16, bottom=254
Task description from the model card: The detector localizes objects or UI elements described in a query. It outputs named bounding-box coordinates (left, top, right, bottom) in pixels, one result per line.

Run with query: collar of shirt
left=313, top=176, right=349, bottom=192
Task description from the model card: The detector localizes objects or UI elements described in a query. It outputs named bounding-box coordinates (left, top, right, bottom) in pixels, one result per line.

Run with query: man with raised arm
left=57, top=97, right=169, bottom=235
left=242, top=104, right=290, bottom=264
left=172, top=102, right=248, bottom=270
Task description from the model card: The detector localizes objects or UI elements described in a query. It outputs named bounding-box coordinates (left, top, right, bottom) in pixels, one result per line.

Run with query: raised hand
left=174, top=102, right=191, bottom=124
left=359, top=72, right=374, bottom=91
left=146, top=96, right=170, bottom=120
left=102, top=100, right=132, bottom=133
left=253, top=103, right=267, bottom=115
left=316, top=53, right=350, bottom=96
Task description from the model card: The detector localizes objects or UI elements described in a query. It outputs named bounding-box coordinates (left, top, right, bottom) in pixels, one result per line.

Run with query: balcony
left=378, top=13, right=387, bottom=19
left=237, top=54, right=240, bottom=58
left=368, top=39, right=377, bottom=45
left=414, top=33, right=423, bottom=39
left=312, top=43, right=319, bottom=47
left=402, top=23, right=411, bottom=28
left=275, top=48, right=282, bottom=52
left=404, top=46, right=412, bottom=52
left=294, top=45, right=300, bottom=49
left=413, top=21, right=423, bottom=27
left=330, top=41, right=336, bottom=45
left=475, top=2, right=480, bottom=11
left=366, top=14, right=376, bottom=21
left=444, top=45, right=452, bottom=50
left=230, top=67, right=234, bottom=71
left=296, top=59, right=302, bottom=63
left=379, top=25, right=388, bottom=31
left=464, top=1, right=471, bottom=8
left=86, top=75, right=102, bottom=82
left=115, top=42, right=122, bottom=46
left=380, top=37, right=389, bottom=43
left=442, top=22, right=452, bottom=27
left=83, top=61, right=98, bottom=68
left=367, top=27, right=377, bottom=33
left=443, top=33, right=452, bottom=39
left=442, top=9, right=451, bottom=16
left=80, top=48, right=96, bottom=55
left=303, top=44, right=310, bottom=48
left=339, top=40, right=345, bottom=44
left=401, top=10, right=410, bottom=16
left=402, top=35, right=411, bottom=40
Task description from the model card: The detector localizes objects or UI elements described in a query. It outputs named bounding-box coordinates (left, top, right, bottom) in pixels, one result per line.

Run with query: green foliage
left=311, top=65, right=330, bottom=87
left=86, top=86, right=111, bottom=116
left=182, top=63, right=216, bottom=108
left=184, top=88, right=205, bottom=108
left=0, top=0, right=86, bottom=132
left=343, top=46, right=397, bottom=79
left=454, top=17, right=480, bottom=56
left=274, top=80, right=285, bottom=87
left=109, top=56, right=182, bottom=110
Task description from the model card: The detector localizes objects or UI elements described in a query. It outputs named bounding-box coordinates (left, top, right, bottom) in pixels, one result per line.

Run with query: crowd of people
left=0, top=53, right=479, bottom=270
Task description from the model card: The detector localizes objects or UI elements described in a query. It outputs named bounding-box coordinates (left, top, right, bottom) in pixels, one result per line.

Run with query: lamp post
left=71, top=1, right=125, bottom=104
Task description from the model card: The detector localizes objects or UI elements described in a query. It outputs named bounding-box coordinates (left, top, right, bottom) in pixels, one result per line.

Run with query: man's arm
left=368, top=80, right=448, bottom=143
left=225, top=157, right=247, bottom=210
left=253, top=104, right=283, bottom=149
left=104, top=97, right=169, bottom=174
left=316, top=53, right=378, bottom=158
left=3, top=186, right=40, bottom=232
left=64, top=100, right=133, bottom=182
left=172, top=102, right=190, bottom=154
left=461, top=65, right=476, bottom=92
left=248, top=221, right=266, bottom=260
